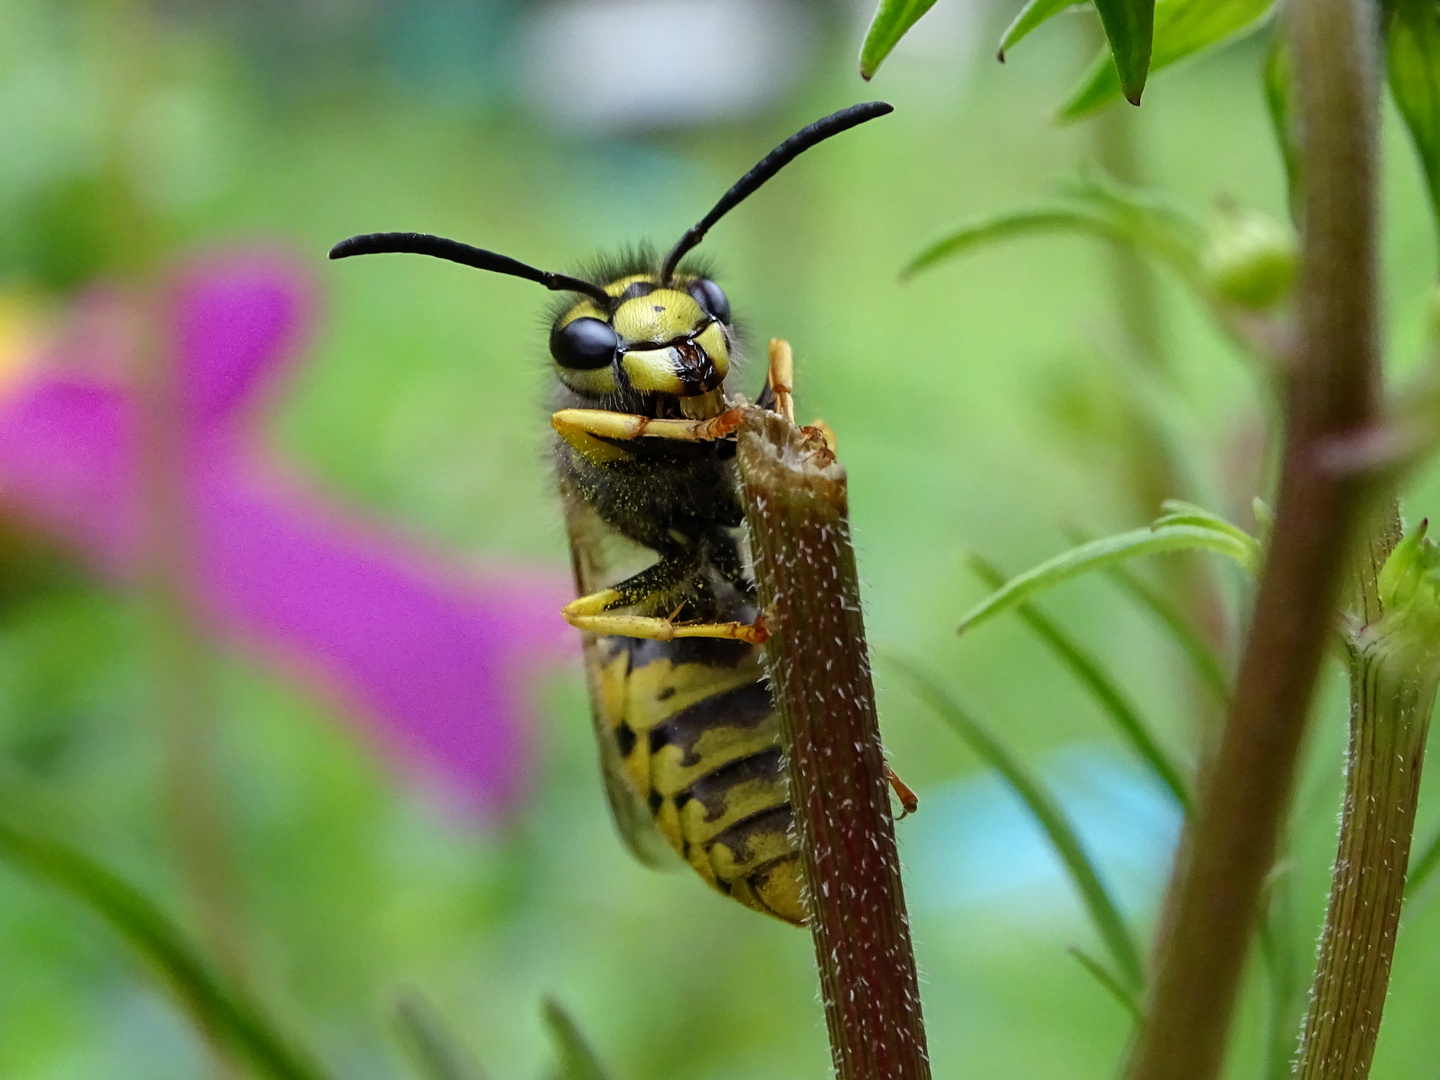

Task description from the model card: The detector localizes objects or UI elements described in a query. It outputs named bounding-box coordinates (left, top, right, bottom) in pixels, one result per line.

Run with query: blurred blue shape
left=904, top=744, right=1182, bottom=920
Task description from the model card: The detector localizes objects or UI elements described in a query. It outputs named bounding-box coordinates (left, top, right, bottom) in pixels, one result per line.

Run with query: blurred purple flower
left=0, top=254, right=574, bottom=817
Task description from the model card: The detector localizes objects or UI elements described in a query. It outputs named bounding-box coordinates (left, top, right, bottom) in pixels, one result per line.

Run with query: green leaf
left=903, top=172, right=1205, bottom=282
left=1387, top=0, right=1440, bottom=252
left=1058, top=0, right=1276, bottom=120
left=1095, top=0, right=1157, bottom=104
left=1155, top=499, right=1261, bottom=548
left=957, top=523, right=1260, bottom=636
left=860, top=0, right=942, bottom=79
left=967, top=555, right=1191, bottom=809
left=887, top=656, right=1145, bottom=988
left=998, top=0, right=1084, bottom=60
left=542, top=998, right=611, bottom=1080
left=1067, top=946, right=1144, bottom=1021
left=904, top=204, right=1124, bottom=279
left=1263, top=30, right=1300, bottom=221
left=394, top=994, right=487, bottom=1080
left=0, top=805, right=332, bottom=1080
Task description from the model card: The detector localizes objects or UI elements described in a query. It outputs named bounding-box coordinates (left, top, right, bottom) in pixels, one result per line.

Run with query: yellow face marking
left=554, top=275, right=726, bottom=399
left=612, top=289, right=704, bottom=345
left=619, top=347, right=685, bottom=394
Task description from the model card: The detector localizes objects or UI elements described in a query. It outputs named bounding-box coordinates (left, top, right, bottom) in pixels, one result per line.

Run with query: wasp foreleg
left=563, top=556, right=768, bottom=644
left=552, top=407, right=744, bottom=448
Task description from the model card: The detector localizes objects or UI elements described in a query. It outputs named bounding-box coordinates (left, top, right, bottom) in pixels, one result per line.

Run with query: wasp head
left=550, top=272, right=733, bottom=419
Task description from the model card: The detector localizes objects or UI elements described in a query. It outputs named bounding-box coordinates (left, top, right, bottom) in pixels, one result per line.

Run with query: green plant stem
left=1123, top=0, right=1382, bottom=1072
left=1092, top=65, right=1167, bottom=375
left=1259, top=872, right=1304, bottom=1080
left=1292, top=636, right=1433, bottom=1078
left=1292, top=506, right=1424, bottom=1080
left=0, top=809, right=331, bottom=1080
left=736, top=408, right=930, bottom=1080
left=97, top=0, right=249, bottom=1064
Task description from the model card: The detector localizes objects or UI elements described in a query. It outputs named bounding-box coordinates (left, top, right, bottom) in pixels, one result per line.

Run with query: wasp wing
left=561, top=492, right=678, bottom=869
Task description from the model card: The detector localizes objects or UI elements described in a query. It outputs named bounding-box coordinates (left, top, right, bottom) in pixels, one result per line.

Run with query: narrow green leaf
left=998, top=0, right=1084, bottom=60
left=1155, top=499, right=1263, bottom=552
left=1100, top=560, right=1232, bottom=703
left=888, top=656, right=1145, bottom=988
left=968, top=555, right=1191, bottom=810
left=904, top=174, right=1205, bottom=283
left=1263, top=31, right=1301, bottom=221
left=1094, top=0, right=1157, bottom=104
left=1387, top=0, right=1440, bottom=252
left=1405, top=823, right=1440, bottom=898
left=904, top=204, right=1120, bottom=279
left=542, top=998, right=611, bottom=1080
left=394, top=994, right=487, bottom=1080
left=0, top=809, right=332, bottom=1080
left=860, top=0, right=942, bottom=79
left=1058, top=0, right=1276, bottom=120
left=957, top=524, right=1259, bottom=636
left=1067, top=946, right=1144, bottom=1021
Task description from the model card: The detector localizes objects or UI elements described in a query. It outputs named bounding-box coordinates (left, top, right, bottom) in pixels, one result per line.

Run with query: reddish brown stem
left=1123, top=0, right=1382, bottom=1074
left=736, top=408, right=930, bottom=1080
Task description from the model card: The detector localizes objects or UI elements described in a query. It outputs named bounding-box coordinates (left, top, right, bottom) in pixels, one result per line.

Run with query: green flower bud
left=1363, top=519, right=1440, bottom=667
left=1202, top=209, right=1297, bottom=311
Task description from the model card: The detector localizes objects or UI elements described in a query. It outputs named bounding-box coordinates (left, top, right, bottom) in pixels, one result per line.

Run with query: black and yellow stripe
left=594, top=634, right=805, bottom=925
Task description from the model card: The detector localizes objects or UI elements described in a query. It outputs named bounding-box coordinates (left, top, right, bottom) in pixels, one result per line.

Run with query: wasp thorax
left=550, top=274, right=732, bottom=401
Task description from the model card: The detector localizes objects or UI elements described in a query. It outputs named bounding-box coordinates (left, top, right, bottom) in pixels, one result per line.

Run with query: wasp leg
left=552, top=407, right=744, bottom=450
left=804, top=419, right=839, bottom=454
left=885, top=765, right=919, bottom=818
left=766, top=339, right=795, bottom=423
left=563, top=558, right=768, bottom=644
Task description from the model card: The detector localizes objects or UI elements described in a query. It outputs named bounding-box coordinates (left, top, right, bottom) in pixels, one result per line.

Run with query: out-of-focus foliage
left=1387, top=0, right=1440, bottom=250
left=1058, top=0, right=1275, bottom=119
left=5, top=1, right=1440, bottom=1080
left=860, top=0, right=944, bottom=78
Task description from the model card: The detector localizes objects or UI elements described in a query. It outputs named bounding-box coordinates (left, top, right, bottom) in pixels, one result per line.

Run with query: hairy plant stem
left=1291, top=505, right=1429, bottom=1080
left=1123, top=0, right=1381, bottom=1074
left=736, top=408, right=930, bottom=1080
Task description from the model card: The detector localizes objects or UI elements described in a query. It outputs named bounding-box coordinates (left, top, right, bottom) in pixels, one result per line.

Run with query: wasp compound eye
left=551, top=317, right=620, bottom=369
left=687, top=279, right=731, bottom=324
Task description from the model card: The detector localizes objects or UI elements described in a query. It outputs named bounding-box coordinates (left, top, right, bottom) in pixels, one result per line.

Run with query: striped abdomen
left=595, top=634, right=805, bottom=924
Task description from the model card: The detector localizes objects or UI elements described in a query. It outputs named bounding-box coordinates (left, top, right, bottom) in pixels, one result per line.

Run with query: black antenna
left=329, top=232, right=613, bottom=306
left=660, top=101, right=894, bottom=283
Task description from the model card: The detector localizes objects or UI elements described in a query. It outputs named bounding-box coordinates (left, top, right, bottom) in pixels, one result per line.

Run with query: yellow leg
left=766, top=338, right=836, bottom=453
left=563, top=588, right=768, bottom=644
left=767, top=339, right=794, bottom=423
left=552, top=406, right=743, bottom=449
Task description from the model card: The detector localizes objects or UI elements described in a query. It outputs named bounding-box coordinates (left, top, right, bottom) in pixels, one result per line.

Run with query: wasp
left=329, top=102, right=910, bottom=925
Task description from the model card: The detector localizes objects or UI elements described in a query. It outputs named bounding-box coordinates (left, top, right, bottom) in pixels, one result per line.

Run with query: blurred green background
left=3, top=0, right=1440, bottom=1078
